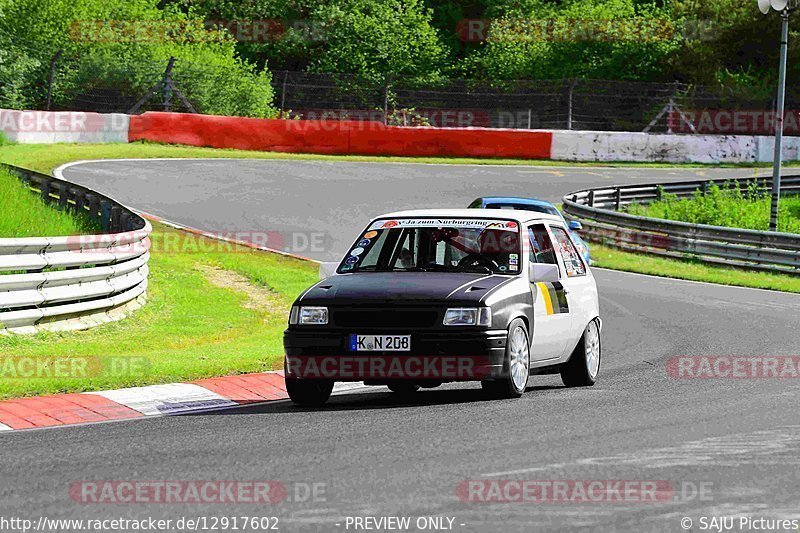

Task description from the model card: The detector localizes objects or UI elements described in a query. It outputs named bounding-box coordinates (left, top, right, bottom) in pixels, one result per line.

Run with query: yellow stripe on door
left=537, top=282, right=554, bottom=315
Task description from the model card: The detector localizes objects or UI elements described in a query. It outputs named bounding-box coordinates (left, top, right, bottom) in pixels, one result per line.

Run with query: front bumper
left=284, top=329, right=507, bottom=382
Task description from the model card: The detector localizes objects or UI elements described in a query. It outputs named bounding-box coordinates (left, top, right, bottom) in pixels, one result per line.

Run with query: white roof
left=377, top=208, right=563, bottom=225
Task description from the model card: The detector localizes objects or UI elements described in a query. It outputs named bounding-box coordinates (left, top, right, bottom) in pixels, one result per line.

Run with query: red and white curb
left=0, top=372, right=370, bottom=432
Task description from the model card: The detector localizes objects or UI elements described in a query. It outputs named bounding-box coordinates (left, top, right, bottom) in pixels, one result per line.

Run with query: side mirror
left=529, top=263, right=560, bottom=283
left=568, top=220, right=583, bottom=231
left=319, top=261, right=339, bottom=280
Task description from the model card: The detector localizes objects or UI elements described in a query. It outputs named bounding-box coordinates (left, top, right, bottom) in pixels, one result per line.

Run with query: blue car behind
left=468, top=196, right=592, bottom=264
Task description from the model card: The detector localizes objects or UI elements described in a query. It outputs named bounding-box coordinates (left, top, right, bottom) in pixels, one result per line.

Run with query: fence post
left=383, top=75, right=392, bottom=125
left=279, top=71, right=288, bottom=116
left=45, top=50, right=63, bottom=111
left=567, top=78, right=577, bottom=130
left=162, top=57, right=176, bottom=112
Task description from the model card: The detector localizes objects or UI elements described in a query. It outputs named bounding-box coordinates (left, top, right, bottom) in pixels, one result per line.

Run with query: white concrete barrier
left=0, top=109, right=129, bottom=144
left=550, top=130, right=800, bottom=164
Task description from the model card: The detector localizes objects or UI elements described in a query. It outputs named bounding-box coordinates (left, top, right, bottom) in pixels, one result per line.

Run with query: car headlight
left=290, top=306, right=328, bottom=325
left=443, top=307, right=492, bottom=326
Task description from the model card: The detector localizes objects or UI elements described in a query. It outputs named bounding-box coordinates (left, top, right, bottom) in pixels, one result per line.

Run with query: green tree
left=669, top=0, right=799, bottom=89
left=0, top=0, right=275, bottom=116
left=309, top=0, right=448, bottom=82
left=458, top=0, right=681, bottom=81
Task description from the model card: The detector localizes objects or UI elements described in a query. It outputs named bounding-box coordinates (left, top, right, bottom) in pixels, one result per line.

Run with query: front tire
left=482, top=318, right=530, bottom=398
left=286, top=378, right=334, bottom=406
left=561, top=319, right=601, bottom=387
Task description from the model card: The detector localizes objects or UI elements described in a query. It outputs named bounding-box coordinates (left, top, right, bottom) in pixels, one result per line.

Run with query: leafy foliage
left=458, top=0, right=682, bottom=80
left=0, top=0, right=796, bottom=114
left=308, top=0, right=448, bottom=83
left=0, top=0, right=275, bottom=116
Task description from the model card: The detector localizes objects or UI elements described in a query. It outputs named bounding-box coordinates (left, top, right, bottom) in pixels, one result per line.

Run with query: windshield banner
left=368, top=219, right=519, bottom=231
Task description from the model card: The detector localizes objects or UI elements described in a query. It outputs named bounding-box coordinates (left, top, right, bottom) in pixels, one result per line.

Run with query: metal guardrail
left=562, top=175, right=800, bottom=274
left=0, top=164, right=151, bottom=333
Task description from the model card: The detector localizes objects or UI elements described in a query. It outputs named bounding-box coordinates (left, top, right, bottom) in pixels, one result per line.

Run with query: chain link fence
left=273, top=71, right=800, bottom=133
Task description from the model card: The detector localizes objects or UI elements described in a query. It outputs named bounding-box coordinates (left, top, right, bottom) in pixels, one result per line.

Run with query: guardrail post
left=86, top=195, right=99, bottom=220
left=110, top=206, right=121, bottom=232
left=614, top=188, right=622, bottom=211
left=701, top=181, right=709, bottom=196
left=588, top=190, right=595, bottom=207
left=656, top=187, right=663, bottom=202
left=74, top=191, right=85, bottom=213
left=100, top=201, right=112, bottom=232
left=58, top=183, right=69, bottom=210
left=41, top=180, right=51, bottom=203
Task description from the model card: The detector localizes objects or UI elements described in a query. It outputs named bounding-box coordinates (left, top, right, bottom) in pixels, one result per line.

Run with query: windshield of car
left=338, top=218, right=521, bottom=275
left=484, top=203, right=560, bottom=217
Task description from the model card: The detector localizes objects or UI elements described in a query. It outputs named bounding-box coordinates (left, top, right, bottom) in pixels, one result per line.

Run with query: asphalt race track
left=60, top=159, right=761, bottom=261
left=2, top=159, right=798, bottom=532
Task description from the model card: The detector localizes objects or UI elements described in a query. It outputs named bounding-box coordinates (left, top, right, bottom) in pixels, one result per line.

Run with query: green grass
left=0, top=222, right=317, bottom=399
left=0, top=141, right=786, bottom=170
left=0, top=166, right=100, bottom=237
left=592, top=243, right=800, bottom=293
left=626, top=182, right=800, bottom=234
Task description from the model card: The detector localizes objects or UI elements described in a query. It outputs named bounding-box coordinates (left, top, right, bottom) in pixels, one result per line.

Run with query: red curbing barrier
left=128, top=112, right=553, bottom=159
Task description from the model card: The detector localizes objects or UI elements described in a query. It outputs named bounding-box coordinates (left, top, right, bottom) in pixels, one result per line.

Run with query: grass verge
left=591, top=243, right=800, bottom=293
left=0, top=166, right=99, bottom=237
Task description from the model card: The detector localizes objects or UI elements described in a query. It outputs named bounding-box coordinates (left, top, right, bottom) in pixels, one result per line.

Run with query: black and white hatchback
left=283, top=209, right=602, bottom=406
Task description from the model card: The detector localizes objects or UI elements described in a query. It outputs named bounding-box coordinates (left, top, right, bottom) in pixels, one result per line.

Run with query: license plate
left=349, top=334, right=411, bottom=352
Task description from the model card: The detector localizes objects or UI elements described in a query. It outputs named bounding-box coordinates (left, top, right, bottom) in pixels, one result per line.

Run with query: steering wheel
left=457, top=254, right=500, bottom=271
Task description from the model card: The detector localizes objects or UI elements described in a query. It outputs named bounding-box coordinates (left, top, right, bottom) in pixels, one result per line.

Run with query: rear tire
left=481, top=318, right=530, bottom=399
left=561, top=319, right=601, bottom=387
left=286, top=378, right=334, bottom=406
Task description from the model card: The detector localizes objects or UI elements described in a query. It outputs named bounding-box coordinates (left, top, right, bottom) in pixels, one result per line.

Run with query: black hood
left=298, top=272, right=514, bottom=305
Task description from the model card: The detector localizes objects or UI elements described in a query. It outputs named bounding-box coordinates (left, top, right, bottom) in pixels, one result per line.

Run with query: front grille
left=331, top=308, right=439, bottom=328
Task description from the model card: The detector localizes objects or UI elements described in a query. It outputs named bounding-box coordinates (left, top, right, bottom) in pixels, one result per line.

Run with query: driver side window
left=528, top=225, right=558, bottom=266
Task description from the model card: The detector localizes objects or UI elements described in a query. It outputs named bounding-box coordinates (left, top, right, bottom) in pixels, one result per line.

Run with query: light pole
left=758, top=0, right=796, bottom=231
